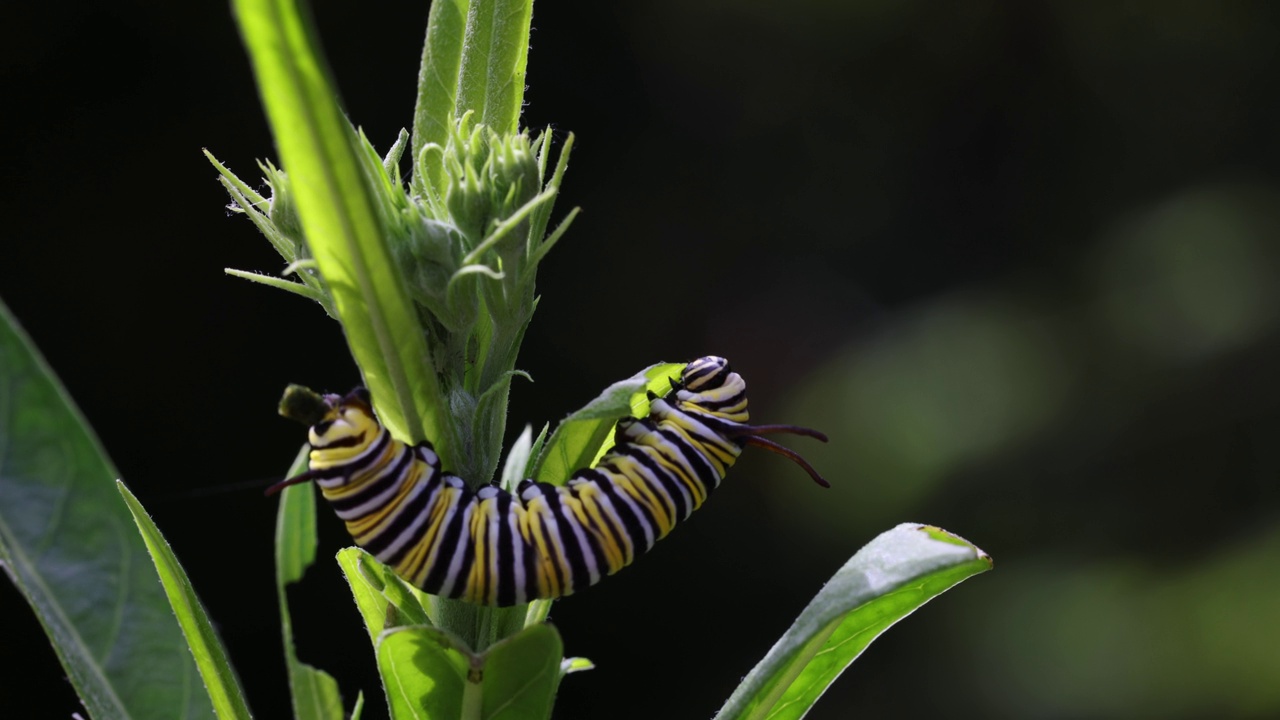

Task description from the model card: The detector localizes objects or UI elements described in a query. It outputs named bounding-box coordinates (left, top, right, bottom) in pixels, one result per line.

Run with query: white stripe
left=371, top=482, right=434, bottom=562
left=436, top=497, right=475, bottom=598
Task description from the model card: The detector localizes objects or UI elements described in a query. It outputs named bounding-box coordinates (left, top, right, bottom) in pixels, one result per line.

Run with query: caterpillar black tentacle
left=268, top=356, right=826, bottom=606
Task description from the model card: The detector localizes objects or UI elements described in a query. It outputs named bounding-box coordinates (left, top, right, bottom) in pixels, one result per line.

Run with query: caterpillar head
left=682, top=356, right=831, bottom=488
left=306, top=389, right=378, bottom=452
left=681, top=356, right=731, bottom=391
left=266, top=386, right=379, bottom=496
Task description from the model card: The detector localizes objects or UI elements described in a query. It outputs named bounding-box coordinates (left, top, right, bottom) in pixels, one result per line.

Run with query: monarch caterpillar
left=267, top=356, right=827, bottom=606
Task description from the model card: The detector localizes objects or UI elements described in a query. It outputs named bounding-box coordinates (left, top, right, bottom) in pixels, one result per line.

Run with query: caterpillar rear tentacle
left=267, top=356, right=827, bottom=606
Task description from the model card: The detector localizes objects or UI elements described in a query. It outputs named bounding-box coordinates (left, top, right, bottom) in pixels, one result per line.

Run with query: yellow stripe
left=572, top=485, right=627, bottom=572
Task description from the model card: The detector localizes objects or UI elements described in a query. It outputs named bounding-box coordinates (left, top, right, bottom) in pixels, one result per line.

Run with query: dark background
left=5, top=1, right=1280, bottom=717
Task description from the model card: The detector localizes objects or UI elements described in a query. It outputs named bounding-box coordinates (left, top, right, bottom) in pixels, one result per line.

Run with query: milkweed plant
left=0, top=0, right=992, bottom=717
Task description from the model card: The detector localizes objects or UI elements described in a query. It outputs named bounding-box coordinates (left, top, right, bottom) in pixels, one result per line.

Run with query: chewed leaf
left=275, top=449, right=348, bottom=720
left=532, top=362, right=685, bottom=485
left=714, top=524, right=992, bottom=720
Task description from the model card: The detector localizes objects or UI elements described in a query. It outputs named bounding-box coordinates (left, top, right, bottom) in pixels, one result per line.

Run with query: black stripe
left=495, top=492, right=516, bottom=607
left=327, top=443, right=412, bottom=513
left=585, top=468, right=655, bottom=555
left=685, top=390, right=746, bottom=412
left=453, top=508, right=477, bottom=600
left=307, top=464, right=353, bottom=481
left=684, top=359, right=729, bottom=389
left=420, top=491, right=471, bottom=596
left=657, top=426, right=721, bottom=495
left=568, top=477, right=629, bottom=571
left=566, top=485, right=610, bottom=583
left=529, top=501, right=565, bottom=597
left=540, top=490, right=591, bottom=594
left=519, top=518, right=541, bottom=602
left=363, top=478, right=434, bottom=562
left=315, top=430, right=391, bottom=483
left=616, top=444, right=689, bottom=521
left=313, top=431, right=367, bottom=450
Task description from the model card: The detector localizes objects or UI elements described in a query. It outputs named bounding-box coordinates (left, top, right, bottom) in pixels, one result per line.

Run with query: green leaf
left=376, top=622, right=563, bottom=720
left=521, top=598, right=552, bottom=630
left=0, top=299, right=213, bottom=719
left=479, top=623, right=562, bottom=719
left=714, top=524, right=992, bottom=720
left=275, top=449, right=346, bottom=720
left=378, top=625, right=472, bottom=720
left=532, top=362, right=685, bottom=485
left=118, top=481, right=252, bottom=719
left=338, top=547, right=436, bottom=644
left=558, top=657, right=594, bottom=678
left=456, top=0, right=534, bottom=136
left=411, top=0, right=468, bottom=197
left=232, top=0, right=448, bottom=453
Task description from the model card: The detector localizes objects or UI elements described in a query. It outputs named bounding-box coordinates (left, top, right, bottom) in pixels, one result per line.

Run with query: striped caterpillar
left=268, top=356, right=827, bottom=606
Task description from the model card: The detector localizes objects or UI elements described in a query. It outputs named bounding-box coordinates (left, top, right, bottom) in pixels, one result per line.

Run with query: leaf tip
left=915, top=524, right=993, bottom=567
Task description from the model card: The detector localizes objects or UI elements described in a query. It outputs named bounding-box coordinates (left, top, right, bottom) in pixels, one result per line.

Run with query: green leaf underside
left=232, top=0, right=447, bottom=453
left=411, top=0, right=467, bottom=196
left=715, top=524, right=993, bottom=720
left=118, top=481, right=252, bottom=719
left=532, top=362, right=685, bottom=485
left=0, top=299, right=213, bottom=719
left=377, top=622, right=563, bottom=720
left=276, top=450, right=346, bottom=720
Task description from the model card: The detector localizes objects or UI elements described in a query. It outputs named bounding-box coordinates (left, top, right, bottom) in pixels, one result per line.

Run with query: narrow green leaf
left=499, top=425, right=534, bottom=493
left=275, top=450, right=316, bottom=586
left=524, top=423, right=548, bottom=478
left=205, top=148, right=268, bottom=208
left=411, top=0, right=469, bottom=197
left=532, top=362, right=685, bottom=485
left=456, top=0, right=534, bottom=135
left=480, top=623, right=562, bottom=720
left=526, top=133, right=576, bottom=271
left=0, top=300, right=213, bottom=719
left=377, top=625, right=472, bottom=720
left=275, top=449, right=346, bottom=720
left=232, top=0, right=448, bottom=453
left=383, top=128, right=411, bottom=182
left=224, top=268, right=330, bottom=306
left=714, top=524, right=993, bottom=720
left=522, top=598, right=552, bottom=629
left=118, top=481, right=252, bottom=720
